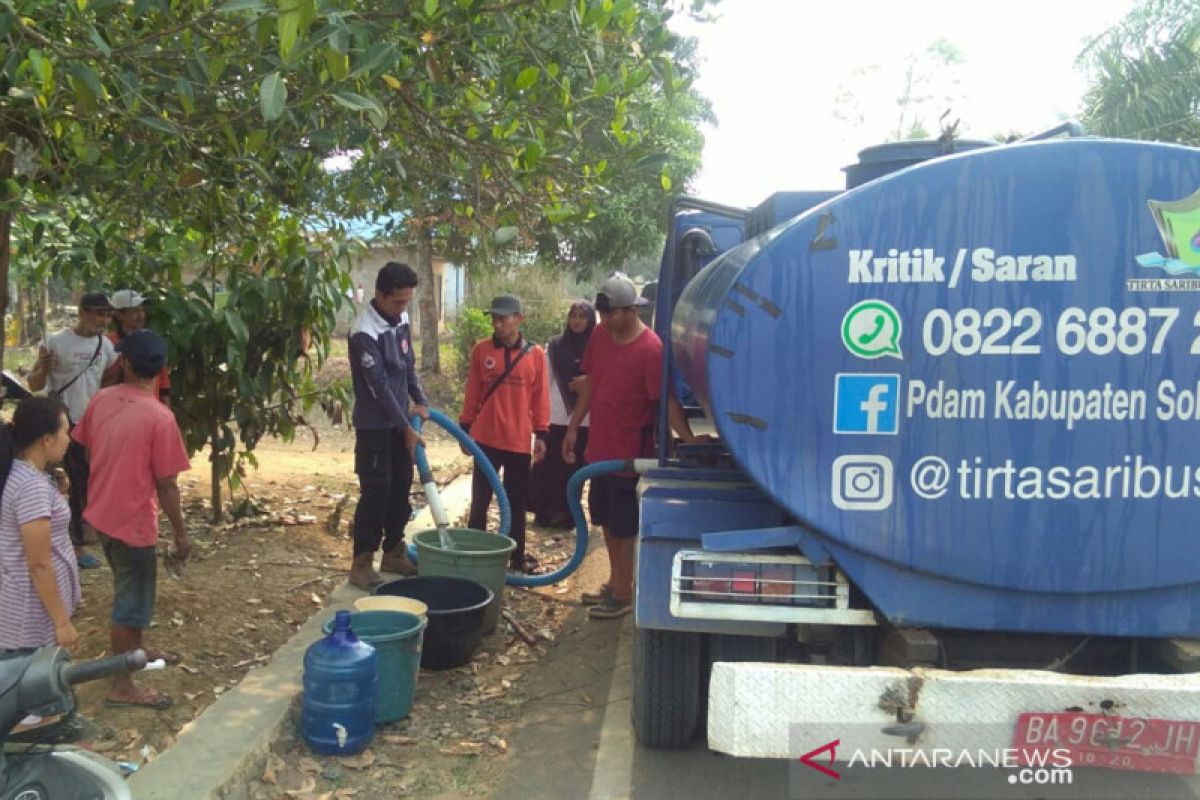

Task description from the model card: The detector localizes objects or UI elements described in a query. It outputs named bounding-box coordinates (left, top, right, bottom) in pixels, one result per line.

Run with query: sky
left=675, top=0, right=1142, bottom=207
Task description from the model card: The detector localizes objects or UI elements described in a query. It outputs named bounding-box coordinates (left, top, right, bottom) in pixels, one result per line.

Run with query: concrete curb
left=587, top=621, right=634, bottom=800
left=129, top=473, right=475, bottom=800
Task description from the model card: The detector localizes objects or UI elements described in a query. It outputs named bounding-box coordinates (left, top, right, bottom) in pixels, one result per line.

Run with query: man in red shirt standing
left=73, top=330, right=191, bottom=709
left=105, top=289, right=172, bottom=405
left=460, top=295, right=550, bottom=572
left=563, top=274, right=700, bottom=618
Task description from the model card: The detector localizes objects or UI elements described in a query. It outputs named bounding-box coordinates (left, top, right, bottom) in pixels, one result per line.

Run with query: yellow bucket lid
left=354, top=595, right=428, bottom=618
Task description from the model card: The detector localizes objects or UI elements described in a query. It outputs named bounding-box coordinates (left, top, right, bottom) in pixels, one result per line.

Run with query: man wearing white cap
left=107, top=290, right=171, bottom=406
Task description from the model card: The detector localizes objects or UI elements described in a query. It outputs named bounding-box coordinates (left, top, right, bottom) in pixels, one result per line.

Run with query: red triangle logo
left=798, top=739, right=841, bottom=780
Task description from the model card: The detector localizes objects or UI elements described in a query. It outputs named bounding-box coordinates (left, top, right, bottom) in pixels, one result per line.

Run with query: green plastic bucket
left=413, top=528, right=515, bottom=634
left=322, top=609, right=425, bottom=723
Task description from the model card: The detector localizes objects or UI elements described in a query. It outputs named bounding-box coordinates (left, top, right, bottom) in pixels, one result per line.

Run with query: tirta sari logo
left=1136, top=187, right=1200, bottom=275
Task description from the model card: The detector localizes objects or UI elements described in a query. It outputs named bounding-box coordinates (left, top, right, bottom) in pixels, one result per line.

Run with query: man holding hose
left=347, top=262, right=429, bottom=590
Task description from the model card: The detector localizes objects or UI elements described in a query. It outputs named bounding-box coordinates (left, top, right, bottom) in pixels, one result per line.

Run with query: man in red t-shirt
left=563, top=274, right=700, bottom=619
left=105, top=289, right=172, bottom=405
left=73, top=329, right=191, bottom=709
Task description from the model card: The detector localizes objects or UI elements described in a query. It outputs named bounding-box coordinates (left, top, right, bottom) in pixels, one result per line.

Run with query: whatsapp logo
left=842, top=300, right=903, bottom=359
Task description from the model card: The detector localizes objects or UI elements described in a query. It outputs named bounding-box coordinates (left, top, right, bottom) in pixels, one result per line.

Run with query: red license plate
left=1013, top=712, right=1200, bottom=774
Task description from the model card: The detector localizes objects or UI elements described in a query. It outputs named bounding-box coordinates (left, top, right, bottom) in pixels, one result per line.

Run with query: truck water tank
left=843, top=138, right=995, bottom=188
left=672, top=138, right=1200, bottom=637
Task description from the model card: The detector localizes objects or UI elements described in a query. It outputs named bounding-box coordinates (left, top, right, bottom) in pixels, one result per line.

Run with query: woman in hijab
left=529, top=301, right=595, bottom=528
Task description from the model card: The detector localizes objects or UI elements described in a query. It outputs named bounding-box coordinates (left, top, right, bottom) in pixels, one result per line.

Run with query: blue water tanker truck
left=631, top=127, right=1200, bottom=773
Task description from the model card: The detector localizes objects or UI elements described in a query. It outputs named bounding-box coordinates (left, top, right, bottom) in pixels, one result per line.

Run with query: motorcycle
left=1, top=647, right=147, bottom=800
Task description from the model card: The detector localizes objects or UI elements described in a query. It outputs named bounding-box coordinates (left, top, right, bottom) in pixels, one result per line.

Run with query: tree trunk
left=38, top=281, right=48, bottom=346
left=20, top=280, right=40, bottom=346
left=210, top=419, right=223, bottom=523
left=416, top=226, right=441, bottom=374
left=14, top=283, right=25, bottom=348
left=0, top=147, right=13, bottom=370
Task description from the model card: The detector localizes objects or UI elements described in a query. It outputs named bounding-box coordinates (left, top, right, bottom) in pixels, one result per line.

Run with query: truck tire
left=700, top=633, right=778, bottom=726
left=707, top=632, right=777, bottom=665
left=631, top=627, right=701, bottom=748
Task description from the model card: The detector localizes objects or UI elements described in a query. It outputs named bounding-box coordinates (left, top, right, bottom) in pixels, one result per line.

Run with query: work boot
left=349, top=552, right=383, bottom=590
left=380, top=543, right=417, bottom=576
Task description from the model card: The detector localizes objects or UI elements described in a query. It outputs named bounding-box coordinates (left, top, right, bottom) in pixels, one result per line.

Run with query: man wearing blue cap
left=72, top=329, right=192, bottom=709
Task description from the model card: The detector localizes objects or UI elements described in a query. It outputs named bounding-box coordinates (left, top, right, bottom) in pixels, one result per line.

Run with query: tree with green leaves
left=1079, top=0, right=1200, bottom=146
left=330, top=0, right=710, bottom=371
left=2, top=0, right=713, bottom=518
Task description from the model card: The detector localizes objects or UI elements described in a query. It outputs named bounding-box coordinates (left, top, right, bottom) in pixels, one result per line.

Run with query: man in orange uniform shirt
left=459, top=295, right=549, bottom=573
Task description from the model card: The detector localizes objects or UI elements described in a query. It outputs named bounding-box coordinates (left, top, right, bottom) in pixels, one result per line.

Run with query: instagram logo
left=832, top=455, right=893, bottom=510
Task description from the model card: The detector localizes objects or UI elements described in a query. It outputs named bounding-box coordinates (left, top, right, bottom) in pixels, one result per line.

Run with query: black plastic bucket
left=374, top=576, right=493, bottom=670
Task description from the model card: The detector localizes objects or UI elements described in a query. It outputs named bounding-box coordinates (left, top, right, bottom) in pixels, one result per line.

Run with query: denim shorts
left=99, top=534, right=157, bottom=629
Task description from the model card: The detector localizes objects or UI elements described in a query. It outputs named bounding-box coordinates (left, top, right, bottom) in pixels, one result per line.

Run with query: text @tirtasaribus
left=908, top=454, right=1200, bottom=502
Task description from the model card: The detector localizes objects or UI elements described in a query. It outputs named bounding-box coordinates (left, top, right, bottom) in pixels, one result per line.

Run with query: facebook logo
left=833, top=374, right=900, bottom=435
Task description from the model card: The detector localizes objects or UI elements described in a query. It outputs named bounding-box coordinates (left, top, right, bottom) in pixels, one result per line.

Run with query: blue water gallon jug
left=301, top=609, right=378, bottom=755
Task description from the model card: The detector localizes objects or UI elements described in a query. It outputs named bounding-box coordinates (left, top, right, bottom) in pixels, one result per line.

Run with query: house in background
left=327, top=216, right=466, bottom=335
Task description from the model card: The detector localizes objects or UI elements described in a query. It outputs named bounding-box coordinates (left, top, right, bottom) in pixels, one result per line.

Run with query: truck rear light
left=691, top=562, right=731, bottom=599
left=730, top=569, right=758, bottom=596
left=760, top=565, right=795, bottom=602
left=672, top=550, right=876, bottom=625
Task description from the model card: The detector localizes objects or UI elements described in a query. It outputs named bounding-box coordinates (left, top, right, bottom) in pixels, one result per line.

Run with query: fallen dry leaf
left=178, top=664, right=199, bottom=675
left=341, top=751, right=375, bottom=770
left=285, top=776, right=317, bottom=797
left=438, top=742, right=483, bottom=757
left=381, top=735, right=416, bottom=746
left=310, top=593, right=322, bottom=605
left=263, top=754, right=285, bottom=785
left=298, top=756, right=321, bottom=773
left=580, top=692, right=593, bottom=706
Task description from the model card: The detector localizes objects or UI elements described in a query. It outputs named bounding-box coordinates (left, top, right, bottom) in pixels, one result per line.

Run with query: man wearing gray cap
left=459, top=294, right=549, bottom=572
left=562, top=274, right=701, bottom=618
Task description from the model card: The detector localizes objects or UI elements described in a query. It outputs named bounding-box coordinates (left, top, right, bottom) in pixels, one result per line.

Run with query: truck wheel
left=631, top=627, right=701, bottom=748
left=707, top=633, right=777, bottom=665
left=700, top=634, right=778, bottom=727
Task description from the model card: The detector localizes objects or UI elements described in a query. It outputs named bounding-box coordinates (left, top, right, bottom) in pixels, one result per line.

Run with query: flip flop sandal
left=105, top=689, right=173, bottom=710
